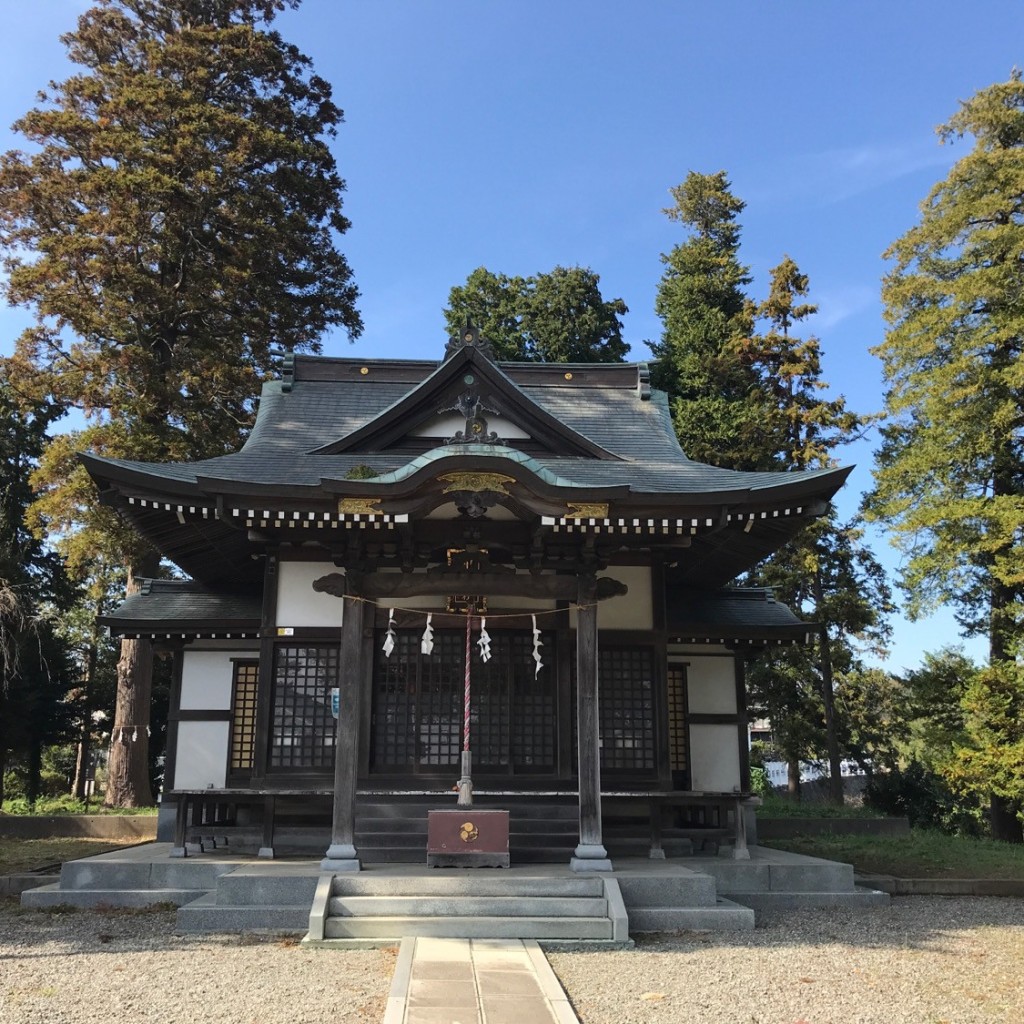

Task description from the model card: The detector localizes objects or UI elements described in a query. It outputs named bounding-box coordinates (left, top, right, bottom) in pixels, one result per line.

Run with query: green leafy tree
left=707, top=252, right=881, bottom=802
left=649, top=171, right=765, bottom=469
left=742, top=256, right=865, bottom=468
left=444, top=265, right=628, bottom=362
left=747, top=518, right=894, bottom=800
left=0, top=0, right=361, bottom=805
left=871, top=647, right=987, bottom=835
left=865, top=71, right=1024, bottom=840
left=0, top=384, right=77, bottom=806
left=946, top=660, right=1024, bottom=813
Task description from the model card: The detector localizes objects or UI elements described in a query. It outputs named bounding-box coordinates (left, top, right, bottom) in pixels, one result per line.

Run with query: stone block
left=627, top=899, right=755, bottom=932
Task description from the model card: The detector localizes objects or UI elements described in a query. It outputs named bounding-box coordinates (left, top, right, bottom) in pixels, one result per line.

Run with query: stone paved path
left=383, top=936, right=579, bottom=1024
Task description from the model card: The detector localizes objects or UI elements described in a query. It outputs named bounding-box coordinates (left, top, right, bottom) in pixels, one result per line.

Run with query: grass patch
left=0, top=837, right=143, bottom=875
left=756, top=793, right=881, bottom=818
left=1, top=798, right=158, bottom=816
left=762, top=829, right=1024, bottom=879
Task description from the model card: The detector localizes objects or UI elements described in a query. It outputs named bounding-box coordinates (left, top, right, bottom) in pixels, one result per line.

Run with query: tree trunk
left=26, top=735, right=41, bottom=807
left=786, top=758, right=801, bottom=799
left=0, top=749, right=6, bottom=806
left=990, top=795, right=1024, bottom=844
left=73, top=640, right=98, bottom=800
left=104, top=563, right=158, bottom=808
left=812, top=568, right=845, bottom=805
left=987, top=568, right=1022, bottom=843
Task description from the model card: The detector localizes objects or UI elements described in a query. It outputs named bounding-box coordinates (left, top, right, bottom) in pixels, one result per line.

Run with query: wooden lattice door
left=370, top=627, right=555, bottom=776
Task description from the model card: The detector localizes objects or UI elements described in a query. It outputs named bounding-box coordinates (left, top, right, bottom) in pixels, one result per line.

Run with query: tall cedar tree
left=742, top=257, right=885, bottom=802
left=0, top=0, right=361, bottom=805
left=866, top=72, right=1024, bottom=840
left=0, top=384, right=77, bottom=805
left=444, top=266, right=629, bottom=362
left=746, top=516, right=893, bottom=799
left=650, top=172, right=766, bottom=469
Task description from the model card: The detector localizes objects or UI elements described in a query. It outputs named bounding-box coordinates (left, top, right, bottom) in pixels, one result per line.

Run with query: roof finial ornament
left=270, top=346, right=296, bottom=392
left=444, top=318, right=496, bottom=361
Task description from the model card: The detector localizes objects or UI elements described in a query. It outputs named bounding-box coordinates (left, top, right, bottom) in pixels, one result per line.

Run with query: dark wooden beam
left=313, top=571, right=627, bottom=602
left=571, top=575, right=611, bottom=871
left=322, top=587, right=364, bottom=872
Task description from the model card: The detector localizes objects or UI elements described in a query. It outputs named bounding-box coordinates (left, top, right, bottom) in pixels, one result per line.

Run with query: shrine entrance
left=369, top=627, right=558, bottom=777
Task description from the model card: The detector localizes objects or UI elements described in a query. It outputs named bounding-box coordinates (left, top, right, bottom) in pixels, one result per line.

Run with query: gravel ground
left=550, top=897, right=1024, bottom=1024
left=0, top=901, right=393, bottom=1024
left=1, top=896, right=1021, bottom=1024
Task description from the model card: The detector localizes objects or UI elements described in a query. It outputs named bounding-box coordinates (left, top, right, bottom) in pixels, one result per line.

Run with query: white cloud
left=813, top=284, right=878, bottom=330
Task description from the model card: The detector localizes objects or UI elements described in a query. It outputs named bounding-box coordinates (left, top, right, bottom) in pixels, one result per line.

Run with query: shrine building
left=85, top=327, right=849, bottom=870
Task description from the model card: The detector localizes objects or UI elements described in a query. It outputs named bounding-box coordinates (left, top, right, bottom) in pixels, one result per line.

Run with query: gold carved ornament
left=337, top=497, right=383, bottom=515
left=437, top=472, right=517, bottom=496
left=460, top=822, right=479, bottom=843
left=565, top=502, right=609, bottom=519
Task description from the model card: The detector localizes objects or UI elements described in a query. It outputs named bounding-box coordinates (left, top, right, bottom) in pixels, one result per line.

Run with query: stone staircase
left=305, top=872, right=630, bottom=946
left=20, top=842, right=885, bottom=938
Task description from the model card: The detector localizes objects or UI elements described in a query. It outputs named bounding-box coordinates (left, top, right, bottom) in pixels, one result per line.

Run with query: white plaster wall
left=567, top=565, right=652, bottom=631
left=179, top=650, right=252, bottom=710
left=173, top=721, right=229, bottom=789
left=277, top=560, right=343, bottom=629
left=599, top=565, right=652, bottom=629
left=685, top=657, right=738, bottom=715
left=688, top=724, right=741, bottom=792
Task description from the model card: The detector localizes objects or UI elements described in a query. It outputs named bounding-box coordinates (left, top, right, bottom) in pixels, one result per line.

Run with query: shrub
left=749, top=765, right=773, bottom=797
left=864, top=761, right=984, bottom=836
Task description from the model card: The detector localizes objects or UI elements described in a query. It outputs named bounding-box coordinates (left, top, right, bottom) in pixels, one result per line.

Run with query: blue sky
left=2, top=0, right=1022, bottom=673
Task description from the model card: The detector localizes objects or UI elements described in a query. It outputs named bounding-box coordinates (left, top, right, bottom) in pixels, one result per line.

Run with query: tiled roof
left=100, top=579, right=262, bottom=631
left=666, top=587, right=809, bottom=636
left=88, top=362, right=847, bottom=498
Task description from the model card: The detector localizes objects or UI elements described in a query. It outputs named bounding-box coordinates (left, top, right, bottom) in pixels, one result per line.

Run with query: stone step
left=213, top=870, right=319, bottom=907
left=329, top=875, right=605, bottom=898
left=700, top=851, right=856, bottom=894
left=22, top=883, right=202, bottom=909
left=323, top=914, right=613, bottom=940
left=176, top=892, right=311, bottom=933
left=627, top=897, right=756, bottom=932
left=58, top=857, right=234, bottom=893
left=614, top=870, right=719, bottom=908
left=327, top=895, right=607, bottom=917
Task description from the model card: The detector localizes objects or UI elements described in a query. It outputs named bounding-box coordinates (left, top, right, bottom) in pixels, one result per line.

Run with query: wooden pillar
left=252, top=553, right=279, bottom=783
left=572, top=574, right=612, bottom=871
left=321, top=582, right=364, bottom=871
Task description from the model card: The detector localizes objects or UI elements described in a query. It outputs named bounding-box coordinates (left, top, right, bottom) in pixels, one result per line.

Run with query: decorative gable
left=309, top=334, right=621, bottom=461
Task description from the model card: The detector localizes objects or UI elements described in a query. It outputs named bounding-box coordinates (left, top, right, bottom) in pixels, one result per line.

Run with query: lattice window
left=270, top=645, right=338, bottom=770
left=229, top=660, right=259, bottom=772
left=417, top=631, right=463, bottom=768
left=599, top=647, right=656, bottom=771
left=477, top=633, right=555, bottom=773
left=574, top=645, right=657, bottom=774
left=371, top=627, right=555, bottom=774
left=667, top=664, right=688, bottom=782
left=372, top=631, right=419, bottom=770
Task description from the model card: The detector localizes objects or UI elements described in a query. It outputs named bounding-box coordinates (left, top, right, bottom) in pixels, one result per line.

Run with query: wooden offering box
left=426, top=809, right=510, bottom=868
